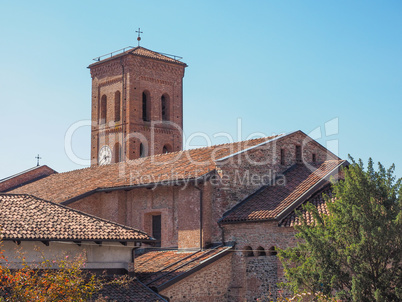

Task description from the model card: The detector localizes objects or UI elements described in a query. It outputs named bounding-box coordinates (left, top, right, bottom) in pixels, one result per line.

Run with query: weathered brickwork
left=69, top=131, right=336, bottom=253
left=89, top=49, right=186, bottom=166
left=0, top=165, right=56, bottom=192
left=69, top=184, right=207, bottom=249
left=160, top=253, right=233, bottom=302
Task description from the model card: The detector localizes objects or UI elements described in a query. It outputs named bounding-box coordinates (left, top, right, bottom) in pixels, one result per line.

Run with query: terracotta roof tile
left=135, top=246, right=233, bottom=289
left=9, top=136, right=281, bottom=204
left=279, top=185, right=334, bottom=227
left=220, top=160, right=345, bottom=223
left=89, top=46, right=187, bottom=68
left=0, top=194, right=151, bottom=242
left=128, top=47, right=187, bottom=66
left=94, top=278, right=168, bottom=302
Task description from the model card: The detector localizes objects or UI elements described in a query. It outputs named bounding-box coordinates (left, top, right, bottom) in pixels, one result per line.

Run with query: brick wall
left=160, top=253, right=233, bottom=302
left=89, top=52, right=185, bottom=166
left=0, top=166, right=56, bottom=192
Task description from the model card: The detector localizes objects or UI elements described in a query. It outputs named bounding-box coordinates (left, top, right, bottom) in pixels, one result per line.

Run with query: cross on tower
left=35, top=154, right=42, bottom=166
left=136, top=27, right=143, bottom=46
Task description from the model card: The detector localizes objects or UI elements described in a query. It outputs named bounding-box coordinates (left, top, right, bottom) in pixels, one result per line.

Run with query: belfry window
left=114, top=91, right=121, bottom=122
left=139, top=143, right=147, bottom=158
left=161, top=94, right=170, bottom=121
left=114, top=143, right=121, bottom=163
left=142, top=91, right=150, bottom=121
left=100, top=95, right=107, bottom=124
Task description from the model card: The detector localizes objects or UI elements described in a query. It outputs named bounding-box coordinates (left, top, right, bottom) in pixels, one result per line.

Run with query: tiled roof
left=279, top=185, right=334, bottom=227
left=9, top=135, right=281, bottom=204
left=0, top=194, right=151, bottom=242
left=220, top=160, right=346, bottom=223
left=89, top=46, right=187, bottom=68
left=128, top=46, right=187, bottom=66
left=135, top=245, right=233, bottom=290
left=94, top=278, right=168, bottom=302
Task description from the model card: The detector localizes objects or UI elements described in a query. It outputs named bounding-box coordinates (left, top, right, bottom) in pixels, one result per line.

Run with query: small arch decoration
left=243, top=246, right=254, bottom=257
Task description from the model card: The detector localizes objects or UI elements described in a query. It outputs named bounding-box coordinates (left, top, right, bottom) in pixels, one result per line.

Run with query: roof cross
left=35, top=154, right=42, bottom=166
left=136, top=27, right=143, bottom=46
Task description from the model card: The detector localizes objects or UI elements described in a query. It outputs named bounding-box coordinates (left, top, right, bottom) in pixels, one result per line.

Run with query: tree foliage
left=279, top=157, right=402, bottom=301
left=0, top=247, right=102, bottom=302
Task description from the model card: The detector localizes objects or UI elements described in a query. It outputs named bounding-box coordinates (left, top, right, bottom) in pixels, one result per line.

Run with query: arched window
left=256, top=246, right=266, bottom=257
left=114, top=91, right=121, bottom=122
left=100, top=95, right=107, bottom=124
left=268, top=246, right=277, bottom=256
left=243, top=246, right=254, bottom=257
left=114, top=143, right=121, bottom=163
left=162, top=144, right=172, bottom=154
left=140, top=143, right=147, bottom=158
left=161, top=94, right=170, bottom=121
left=142, top=91, right=150, bottom=121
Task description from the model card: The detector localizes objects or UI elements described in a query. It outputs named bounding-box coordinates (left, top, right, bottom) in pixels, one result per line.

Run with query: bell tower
left=88, top=46, right=187, bottom=166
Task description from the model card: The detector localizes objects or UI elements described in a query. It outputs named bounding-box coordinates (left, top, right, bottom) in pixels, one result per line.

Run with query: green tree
left=279, top=158, right=402, bottom=302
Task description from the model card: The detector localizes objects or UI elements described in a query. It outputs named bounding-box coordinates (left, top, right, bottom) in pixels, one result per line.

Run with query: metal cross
left=136, top=27, right=143, bottom=46
left=35, top=154, right=42, bottom=166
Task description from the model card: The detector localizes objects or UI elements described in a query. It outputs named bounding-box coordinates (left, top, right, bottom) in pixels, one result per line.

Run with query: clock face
left=98, top=145, right=112, bottom=165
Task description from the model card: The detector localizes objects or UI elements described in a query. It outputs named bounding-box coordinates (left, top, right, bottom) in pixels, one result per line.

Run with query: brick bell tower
left=88, top=46, right=187, bottom=166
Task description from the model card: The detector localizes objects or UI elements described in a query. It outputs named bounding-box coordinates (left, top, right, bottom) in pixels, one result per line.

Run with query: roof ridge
left=48, top=135, right=280, bottom=176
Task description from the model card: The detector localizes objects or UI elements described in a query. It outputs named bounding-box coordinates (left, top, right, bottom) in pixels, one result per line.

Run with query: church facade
left=8, top=46, right=346, bottom=301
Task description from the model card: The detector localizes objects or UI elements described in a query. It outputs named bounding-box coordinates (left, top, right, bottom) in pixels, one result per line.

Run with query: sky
left=1, top=0, right=401, bottom=179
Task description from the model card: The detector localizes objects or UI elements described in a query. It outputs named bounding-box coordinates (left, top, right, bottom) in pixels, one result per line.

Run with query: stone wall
left=223, top=221, right=298, bottom=301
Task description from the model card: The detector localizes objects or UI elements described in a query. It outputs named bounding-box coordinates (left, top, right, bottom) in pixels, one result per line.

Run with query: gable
left=219, top=160, right=346, bottom=224
left=0, top=165, right=57, bottom=192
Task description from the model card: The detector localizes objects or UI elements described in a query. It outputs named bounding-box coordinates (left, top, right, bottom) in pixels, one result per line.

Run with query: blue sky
left=1, top=0, right=401, bottom=179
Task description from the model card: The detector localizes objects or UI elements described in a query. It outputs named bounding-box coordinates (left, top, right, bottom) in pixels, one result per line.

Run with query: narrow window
left=280, top=149, right=285, bottom=165
left=296, top=145, right=302, bottom=164
left=256, top=246, right=266, bottom=257
left=268, top=246, right=277, bottom=256
left=152, top=215, right=161, bottom=247
left=100, top=95, right=107, bottom=124
left=142, top=92, right=149, bottom=121
left=114, top=143, right=121, bottom=163
left=243, top=246, right=254, bottom=257
left=161, top=94, right=170, bottom=121
left=312, top=153, right=317, bottom=163
left=139, top=143, right=147, bottom=158
left=114, top=91, right=121, bottom=122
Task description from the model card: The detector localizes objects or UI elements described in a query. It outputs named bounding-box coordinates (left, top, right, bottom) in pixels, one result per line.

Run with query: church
left=1, top=44, right=346, bottom=301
